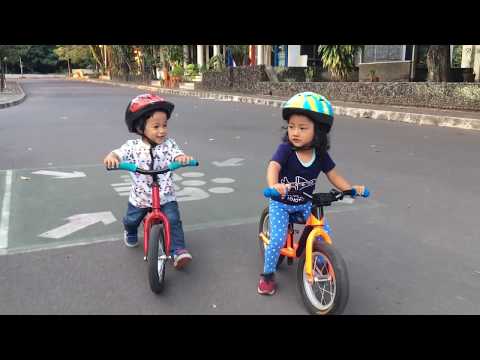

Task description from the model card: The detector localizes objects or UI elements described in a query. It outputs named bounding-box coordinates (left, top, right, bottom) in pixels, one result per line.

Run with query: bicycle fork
left=143, top=182, right=171, bottom=261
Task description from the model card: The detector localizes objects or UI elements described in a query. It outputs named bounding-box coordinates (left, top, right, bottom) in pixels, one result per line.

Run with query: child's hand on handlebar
left=104, top=152, right=120, bottom=169
left=352, top=185, right=368, bottom=197
left=174, top=154, right=194, bottom=165
left=272, top=183, right=291, bottom=199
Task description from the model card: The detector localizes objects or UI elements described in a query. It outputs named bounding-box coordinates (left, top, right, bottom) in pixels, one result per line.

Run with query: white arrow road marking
left=176, top=187, right=210, bottom=202
left=212, top=158, right=244, bottom=167
left=32, top=170, right=86, bottom=179
left=38, top=211, right=116, bottom=239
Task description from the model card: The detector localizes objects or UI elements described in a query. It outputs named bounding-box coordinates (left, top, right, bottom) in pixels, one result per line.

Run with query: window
left=362, top=45, right=405, bottom=63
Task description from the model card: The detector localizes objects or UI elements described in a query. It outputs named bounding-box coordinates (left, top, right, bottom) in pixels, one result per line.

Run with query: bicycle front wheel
left=148, top=223, right=166, bottom=294
left=297, top=241, right=349, bottom=315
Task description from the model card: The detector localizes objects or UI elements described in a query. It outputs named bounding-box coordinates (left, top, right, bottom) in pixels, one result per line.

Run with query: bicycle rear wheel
left=258, top=207, right=285, bottom=269
left=297, top=241, right=349, bottom=315
left=148, top=223, right=166, bottom=294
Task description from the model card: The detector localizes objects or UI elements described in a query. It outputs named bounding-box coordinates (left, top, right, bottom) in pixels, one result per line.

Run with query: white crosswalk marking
left=111, top=175, right=131, bottom=196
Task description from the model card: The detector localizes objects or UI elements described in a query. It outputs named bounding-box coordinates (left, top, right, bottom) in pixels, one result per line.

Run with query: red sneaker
left=257, top=274, right=276, bottom=295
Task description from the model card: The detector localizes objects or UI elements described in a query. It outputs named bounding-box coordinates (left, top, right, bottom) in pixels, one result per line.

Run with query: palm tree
left=317, top=45, right=363, bottom=81
left=227, top=45, right=249, bottom=66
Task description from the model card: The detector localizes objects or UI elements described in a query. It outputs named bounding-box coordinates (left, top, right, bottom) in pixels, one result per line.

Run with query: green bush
left=171, top=64, right=184, bottom=77
left=184, top=63, right=199, bottom=76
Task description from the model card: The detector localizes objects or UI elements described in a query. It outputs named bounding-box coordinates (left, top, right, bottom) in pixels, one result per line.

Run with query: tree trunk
left=183, top=45, right=189, bottom=67
left=426, top=45, right=450, bottom=82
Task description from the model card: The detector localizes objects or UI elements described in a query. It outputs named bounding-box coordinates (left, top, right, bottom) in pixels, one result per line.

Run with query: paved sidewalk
left=74, top=78, right=480, bottom=131
left=4, top=76, right=480, bottom=131
left=0, top=81, right=27, bottom=109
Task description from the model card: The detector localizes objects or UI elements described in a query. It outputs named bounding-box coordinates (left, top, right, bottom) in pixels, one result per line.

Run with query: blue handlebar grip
left=118, top=162, right=138, bottom=172
left=188, top=159, right=199, bottom=167
left=363, top=188, right=370, bottom=198
left=263, top=188, right=281, bottom=198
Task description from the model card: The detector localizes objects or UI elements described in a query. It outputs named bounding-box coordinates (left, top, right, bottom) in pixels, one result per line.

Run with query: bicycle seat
left=289, top=212, right=306, bottom=224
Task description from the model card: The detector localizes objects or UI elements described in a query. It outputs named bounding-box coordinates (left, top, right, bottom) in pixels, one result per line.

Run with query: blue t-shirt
left=271, top=143, right=336, bottom=205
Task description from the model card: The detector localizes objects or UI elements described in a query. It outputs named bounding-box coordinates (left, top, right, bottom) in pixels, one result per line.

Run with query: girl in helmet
left=258, top=92, right=367, bottom=295
left=103, top=93, right=194, bottom=269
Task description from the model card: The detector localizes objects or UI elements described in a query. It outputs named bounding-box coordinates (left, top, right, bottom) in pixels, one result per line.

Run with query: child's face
left=143, top=111, right=168, bottom=145
left=287, top=114, right=314, bottom=148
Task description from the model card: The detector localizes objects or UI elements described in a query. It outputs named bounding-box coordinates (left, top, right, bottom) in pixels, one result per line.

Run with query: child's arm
left=103, top=151, right=121, bottom=168
left=168, top=138, right=192, bottom=164
left=267, top=161, right=289, bottom=198
left=325, top=168, right=366, bottom=195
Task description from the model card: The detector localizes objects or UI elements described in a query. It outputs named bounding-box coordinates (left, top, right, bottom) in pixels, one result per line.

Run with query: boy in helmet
left=258, top=92, right=367, bottom=295
left=103, top=93, right=193, bottom=269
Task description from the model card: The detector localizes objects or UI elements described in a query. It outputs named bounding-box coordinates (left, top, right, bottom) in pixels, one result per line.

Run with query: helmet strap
left=290, top=140, right=314, bottom=152
left=143, top=135, right=158, bottom=149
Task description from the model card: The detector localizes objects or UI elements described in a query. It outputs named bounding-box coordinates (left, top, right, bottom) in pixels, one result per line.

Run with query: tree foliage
left=227, top=45, right=248, bottom=66
left=317, top=45, right=363, bottom=81
left=54, top=45, right=94, bottom=68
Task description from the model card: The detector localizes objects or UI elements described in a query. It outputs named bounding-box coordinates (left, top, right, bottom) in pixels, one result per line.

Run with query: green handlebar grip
left=118, top=162, right=138, bottom=172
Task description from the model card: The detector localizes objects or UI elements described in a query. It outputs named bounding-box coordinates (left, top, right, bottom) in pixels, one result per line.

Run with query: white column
left=264, top=45, right=271, bottom=66
left=287, top=45, right=301, bottom=66
left=257, top=45, right=264, bottom=65
left=213, top=45, right=220, bottom=57
left=461, top=45, right=474, bottom=68
left=205, top=45, right=210, bottom=65
left=473, top=45, right=480, bottom=82
left=197, top=45, right=204, bottom=67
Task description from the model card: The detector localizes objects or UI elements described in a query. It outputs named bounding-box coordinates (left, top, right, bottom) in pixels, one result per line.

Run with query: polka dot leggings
left=263, top=199, right=332, bottom=275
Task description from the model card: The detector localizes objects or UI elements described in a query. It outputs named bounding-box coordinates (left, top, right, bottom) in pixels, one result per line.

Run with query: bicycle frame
left=143, top=179, right=171, bottom=260
left=259, top=206, right=332, bottom=284
left=107, top=159, right=199, bottom=260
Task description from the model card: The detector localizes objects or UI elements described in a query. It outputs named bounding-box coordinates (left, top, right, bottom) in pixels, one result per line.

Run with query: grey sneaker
left=173, top=249, right=192, bottom=269
left=123, top=230, right=139, bottom=248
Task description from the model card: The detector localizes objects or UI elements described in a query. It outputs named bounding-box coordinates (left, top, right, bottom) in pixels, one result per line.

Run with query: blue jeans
left=123, top=201, right=186, bottom=256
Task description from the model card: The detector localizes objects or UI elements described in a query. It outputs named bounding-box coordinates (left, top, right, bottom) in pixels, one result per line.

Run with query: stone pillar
left=257, top=45, right=264, bottom=65
left=205, top=45, right=210, bottom=66
left=214, top=45, right=220, bottom=57
left=197, top=45, right=204, bottom=67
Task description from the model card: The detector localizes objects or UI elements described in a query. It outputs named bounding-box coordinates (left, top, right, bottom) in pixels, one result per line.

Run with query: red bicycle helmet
left=125, top=94, right=175, bottom=133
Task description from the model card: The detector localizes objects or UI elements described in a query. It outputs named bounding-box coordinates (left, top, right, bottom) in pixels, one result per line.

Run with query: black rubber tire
left=148, top=223, right=166, bottom=294
left=297, top=241, right=349, bottom=315
left=258, top=207, right=285, bottom=270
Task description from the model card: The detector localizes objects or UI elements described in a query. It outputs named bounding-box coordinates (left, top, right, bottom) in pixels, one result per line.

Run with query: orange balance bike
left=259, top=187, right=370, bottom=314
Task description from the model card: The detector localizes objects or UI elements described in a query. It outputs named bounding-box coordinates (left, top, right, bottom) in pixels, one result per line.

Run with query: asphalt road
left=1, top=79, right=479, bottom=314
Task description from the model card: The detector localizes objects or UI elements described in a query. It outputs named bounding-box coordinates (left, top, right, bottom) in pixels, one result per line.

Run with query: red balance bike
left=108, top=160, right=199, bottom=294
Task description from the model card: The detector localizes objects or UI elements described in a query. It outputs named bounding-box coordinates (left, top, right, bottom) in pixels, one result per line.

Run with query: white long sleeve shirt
left=113, top=138, right=184, bottom=208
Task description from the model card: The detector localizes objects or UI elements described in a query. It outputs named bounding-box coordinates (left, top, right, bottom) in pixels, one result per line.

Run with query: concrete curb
left=0, top=82, right=27, bottom=109
left=73, top=78, right=480, bottom=131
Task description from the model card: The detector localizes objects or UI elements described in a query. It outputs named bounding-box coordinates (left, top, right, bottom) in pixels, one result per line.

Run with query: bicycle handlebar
left=263, top=187, right=370, bottom=203
left=107, top=159, right=199, bottom=175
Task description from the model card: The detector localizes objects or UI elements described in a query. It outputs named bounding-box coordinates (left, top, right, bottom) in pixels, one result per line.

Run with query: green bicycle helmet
left=282, top=92, right=334, bottom=132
